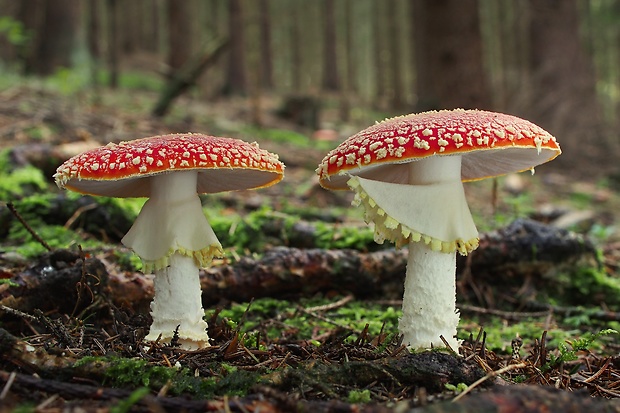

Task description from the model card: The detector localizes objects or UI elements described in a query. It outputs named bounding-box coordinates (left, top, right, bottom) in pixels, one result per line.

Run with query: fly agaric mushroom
left=317, top=109, right=561, bottom=349
left=54, top=133, right=284, bottom=349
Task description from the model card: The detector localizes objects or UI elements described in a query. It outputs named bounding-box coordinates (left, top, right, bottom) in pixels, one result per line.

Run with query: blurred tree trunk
left=224, top=0, right=247, bottom=95
left=167, top=0, right=192, bottom=72
left=152, top=37, right=228, bottom=117
left=373, top=1, right=387, bottom=108
left=143, top=0, right=161, bottom=52
left=339, top=0, right=355, bottom=121
left=322, top=0, right=340, bottom=91
left=0, top=1, right=21, bottom=64
left=344, top=0, right=356, bottom=95
left=258, top=0, right=274, bottom=89
left=86, top=0, right=101, bottom=88
left=289, top=1, right=302, bottom=91
left=387, top=0, right=404, bottom=109
left=120, top=1, right=141, bottom=55
left=106, top=0, right=120, bottom=88
left=479, top=1, right=530, bottom=112
left=412, top=0, right=491, bottom=111
left=410, top=0, right=433, bottom=111
left=20, top=0, right=80, bottom=76
left=521, top=0, right=608, bottom=168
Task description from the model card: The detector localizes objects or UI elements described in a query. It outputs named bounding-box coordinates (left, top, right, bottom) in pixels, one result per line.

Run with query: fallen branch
left=0, top=369, right=279, bottom=412
left=462, top=303, right=620, bottom=323
left=7, top=202, right=52, bottom=252
left=452, top=362, right=527, bottom=402
left=419, top=384, right=620, bottom=413
left=152, top=37, right=228, bottom=117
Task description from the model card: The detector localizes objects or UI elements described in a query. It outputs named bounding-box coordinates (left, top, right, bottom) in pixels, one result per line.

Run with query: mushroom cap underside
left=317, top=109, right=561, bottom=190
left=54, top=133, right=285, bottom=197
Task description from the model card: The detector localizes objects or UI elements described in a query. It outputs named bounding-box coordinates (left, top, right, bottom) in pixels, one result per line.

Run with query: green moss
left=314, top=221, right=375, bottom=250
left=208, top=296, right=401, bottom=343
left=215, top=364, right=263, bottom=396
left=8, top=404, right=36, bottom=413
left=0, top=279, right=19, bottom=287
left=554, top=265, right=620, bottom=308
left=347, top=389, right=371, bottom=403
left=445, top=382, right=468, bottom=393
left=0, top=149, right=47, bottom=199
left=74, top=356, right=263, bottom=399
left=460, top=317, right=581, bottom=354
left=210, top=208, right=377, bottom=255
left=3, top=192, right=145, bottom=253
left=104, top=358, right=182, bottom=388
left=6, top=223, right=101, bottom=258
left=115, top=250, right=143, bottom=272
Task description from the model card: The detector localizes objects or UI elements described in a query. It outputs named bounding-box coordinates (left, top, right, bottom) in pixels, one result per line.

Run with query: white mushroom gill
left=346, top=155, right=478, bottom=350
left=122, top=170, right=223, bottom=349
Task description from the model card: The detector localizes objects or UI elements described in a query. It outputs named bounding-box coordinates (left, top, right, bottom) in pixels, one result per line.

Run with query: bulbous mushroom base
left=145, top=253, right=211, bottom=349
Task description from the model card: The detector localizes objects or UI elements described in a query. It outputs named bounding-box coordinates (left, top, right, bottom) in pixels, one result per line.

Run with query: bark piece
left=1, top=249, right=108, bottom=317
left=270, top=351, right=486, bottom=401
left=413, top=384, right=620, bottom=413
left=201, top=247, right=407, bottom=305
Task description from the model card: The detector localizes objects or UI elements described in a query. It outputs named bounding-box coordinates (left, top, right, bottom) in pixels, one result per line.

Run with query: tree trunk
left=167, top=0, right=192, bottom=72
left=224, top=0, right=247, bottom=95
left=344, top=0, right=356, bottom=95
left=289, top=1, right=302, bottom=91
left=86, top=0, right=101, bottom=88
left=387, top=0, right=404, bottom=109
left=143, top=0, right=161, bottom=52
left=258, top=0, right=274, bottom=89
left=412, top=0, right=491, bottom=111
left=120, top=0, right=140, bottom=55
left=0, top=1, right=21, bottom=64
left=321, top=0, right=340, bottom=91
left=410, top=0, right=434, bottom=111
left=373, top=0, right=387, bottom=107
left=520, top=0, right=609, bottom=173
left=106, top=0, right=120, bottom=88
left=339, top=0, right=355, bottom=121
left=20, top=0, right=80, bottom=76
left=152, top=37, right=229, bottom=117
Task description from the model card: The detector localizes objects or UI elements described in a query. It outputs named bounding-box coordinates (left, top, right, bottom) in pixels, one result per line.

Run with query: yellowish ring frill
left=348, top=176, right=479, bottom=256
left=142, top=244, right=224, bottom=275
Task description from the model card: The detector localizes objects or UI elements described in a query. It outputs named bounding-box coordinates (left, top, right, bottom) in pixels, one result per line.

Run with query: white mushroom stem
left=122, top=170, right=222, bottom=349
left=146, top=253, right=210, bottom=349
left=400, top=156, right=463, bottom=350
left=400, top=242, right=458, bottom=349
left=347, top=155, right=478, bottom=350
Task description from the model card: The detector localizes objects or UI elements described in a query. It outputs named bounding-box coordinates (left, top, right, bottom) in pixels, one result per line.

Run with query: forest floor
left=2, top=80, right=620, bottom=412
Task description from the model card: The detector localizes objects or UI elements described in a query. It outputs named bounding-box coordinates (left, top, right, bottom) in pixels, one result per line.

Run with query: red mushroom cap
left=54, top=133, right=284, bottom=197
left=317, top=109, right=561, bottom=189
